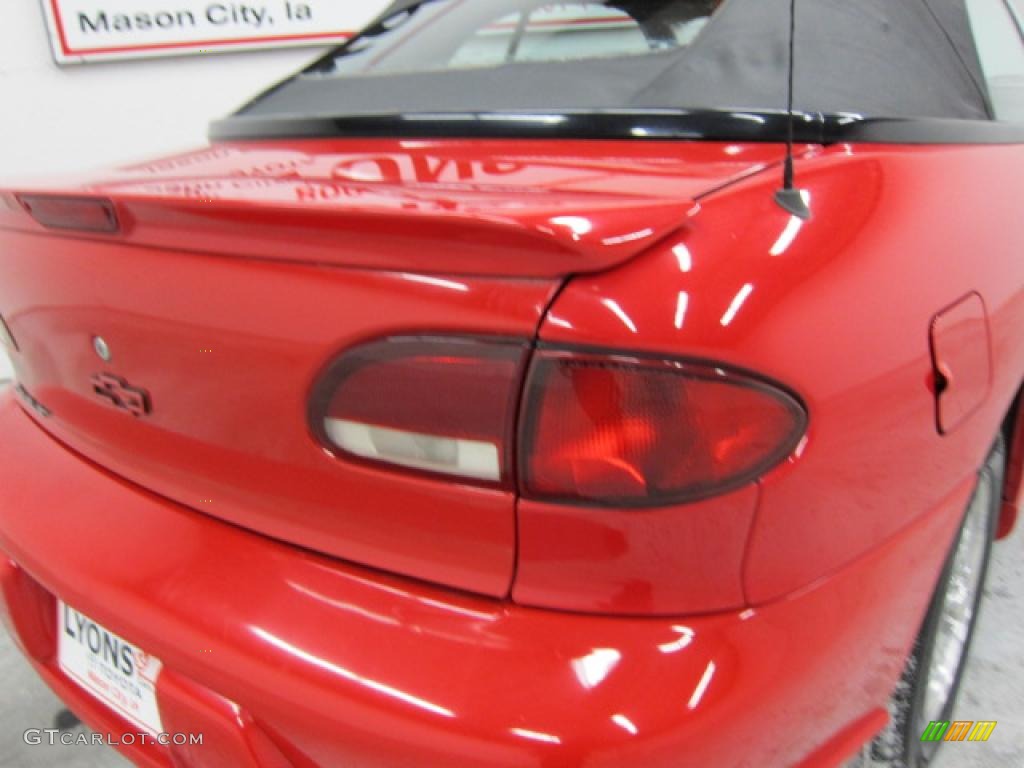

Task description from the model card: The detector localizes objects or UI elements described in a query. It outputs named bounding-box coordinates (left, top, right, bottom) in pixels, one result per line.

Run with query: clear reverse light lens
left=324, top=419, right=500, bottom=481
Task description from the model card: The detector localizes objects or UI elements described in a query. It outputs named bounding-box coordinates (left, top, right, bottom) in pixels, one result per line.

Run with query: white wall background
left=0, top=4, right=332, bottom=181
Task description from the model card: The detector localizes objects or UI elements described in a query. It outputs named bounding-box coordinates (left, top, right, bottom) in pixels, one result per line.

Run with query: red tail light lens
left=17, top=195, right=119, bottom=233
left=310, top=337, right=528, bottom=485
left=519, top=349, right=806, bottom=505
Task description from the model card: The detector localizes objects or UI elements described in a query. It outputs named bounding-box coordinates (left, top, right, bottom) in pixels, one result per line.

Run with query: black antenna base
left=775, top=0, right=811, bottom=222
left=774, top=187, right=812, bottom=220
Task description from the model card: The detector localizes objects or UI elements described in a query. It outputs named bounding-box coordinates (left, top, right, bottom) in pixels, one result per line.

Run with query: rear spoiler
left=0, top=186, right=696, bottom=279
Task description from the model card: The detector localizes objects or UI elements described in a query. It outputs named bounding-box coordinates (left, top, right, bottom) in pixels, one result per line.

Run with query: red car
left=1, top=1, right=1023, bottom=766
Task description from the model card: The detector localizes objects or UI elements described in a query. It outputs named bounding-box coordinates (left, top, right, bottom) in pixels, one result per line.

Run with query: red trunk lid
left=0, top=139, right=782, bottom=596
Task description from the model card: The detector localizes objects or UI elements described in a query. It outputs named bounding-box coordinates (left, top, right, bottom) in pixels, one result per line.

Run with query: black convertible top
left=235, top=0, right=991, bottom=122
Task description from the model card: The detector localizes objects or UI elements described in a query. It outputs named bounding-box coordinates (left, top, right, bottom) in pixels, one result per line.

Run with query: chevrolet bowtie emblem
left=91, top=373, right=151, bottom=417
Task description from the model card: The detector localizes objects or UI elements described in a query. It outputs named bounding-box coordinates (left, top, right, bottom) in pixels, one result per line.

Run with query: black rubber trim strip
left=211, top=109, right=824, bottom=143
left=209, top=109, right=1024, bottom=145
left=831, top=116, right=1024, bottom=144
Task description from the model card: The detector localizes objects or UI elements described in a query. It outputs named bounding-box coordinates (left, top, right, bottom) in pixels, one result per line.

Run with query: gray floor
left=940, top=514, right=1024, bottom=768
left=0, top=465, right=1020, bottom=766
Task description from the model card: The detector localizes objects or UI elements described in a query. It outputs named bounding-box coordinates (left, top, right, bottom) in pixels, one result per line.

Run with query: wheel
left=867, top=436, right=1005, bottom=768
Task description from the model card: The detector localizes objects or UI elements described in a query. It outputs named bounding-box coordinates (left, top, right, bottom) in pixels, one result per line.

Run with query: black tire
left=867, top=436, right=1005, bottom=768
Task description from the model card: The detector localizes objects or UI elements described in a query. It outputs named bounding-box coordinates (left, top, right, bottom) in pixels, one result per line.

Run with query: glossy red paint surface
left=513, top=486, right=758, bottom=616
left=0, top=140, right=787, bottom=277
left=0, top=133, right=1021, bottom=767
left=0, top=139, right=790, bottom=603
left=534, top=142, right=1024, bottom=606
left=0, top=394, right=967, bottom=768
left=0, top=227, right=553, bottom=597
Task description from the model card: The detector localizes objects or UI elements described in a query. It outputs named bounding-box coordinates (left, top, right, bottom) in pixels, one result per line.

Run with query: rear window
left=230, top=0, right=993, bottom=128
left=308, top=1, right=722, bottom=77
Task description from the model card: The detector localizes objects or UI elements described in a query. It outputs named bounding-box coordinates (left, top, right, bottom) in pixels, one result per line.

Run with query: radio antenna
left=774, top=0, right=811, bottom=220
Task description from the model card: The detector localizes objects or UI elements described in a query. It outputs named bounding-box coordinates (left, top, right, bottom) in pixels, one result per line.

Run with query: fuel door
left=929, top=292, right=992, bottom=434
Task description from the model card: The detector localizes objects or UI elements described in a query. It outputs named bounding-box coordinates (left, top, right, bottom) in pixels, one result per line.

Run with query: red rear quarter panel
left=530, top=142, right=1024, bottom=606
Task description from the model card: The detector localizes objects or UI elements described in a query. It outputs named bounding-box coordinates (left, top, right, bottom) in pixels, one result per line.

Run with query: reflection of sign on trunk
left=40, top=0, right=391, bottom=63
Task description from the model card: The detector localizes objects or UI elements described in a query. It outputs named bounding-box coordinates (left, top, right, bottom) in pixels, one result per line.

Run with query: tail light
left=310, top=337, right=528, bottom=484
left=17, top=195, right=119, bottom=233
left=519, top=349, right=806, bottom=505
left=311, top=337, right=805, bottom=503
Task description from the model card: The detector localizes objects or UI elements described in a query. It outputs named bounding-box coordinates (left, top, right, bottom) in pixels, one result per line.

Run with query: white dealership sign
left=40, top=0, right=392, bottom=63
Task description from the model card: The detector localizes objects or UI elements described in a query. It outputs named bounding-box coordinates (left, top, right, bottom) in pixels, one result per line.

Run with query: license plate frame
left=57, top=600, right=164, bottom=735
